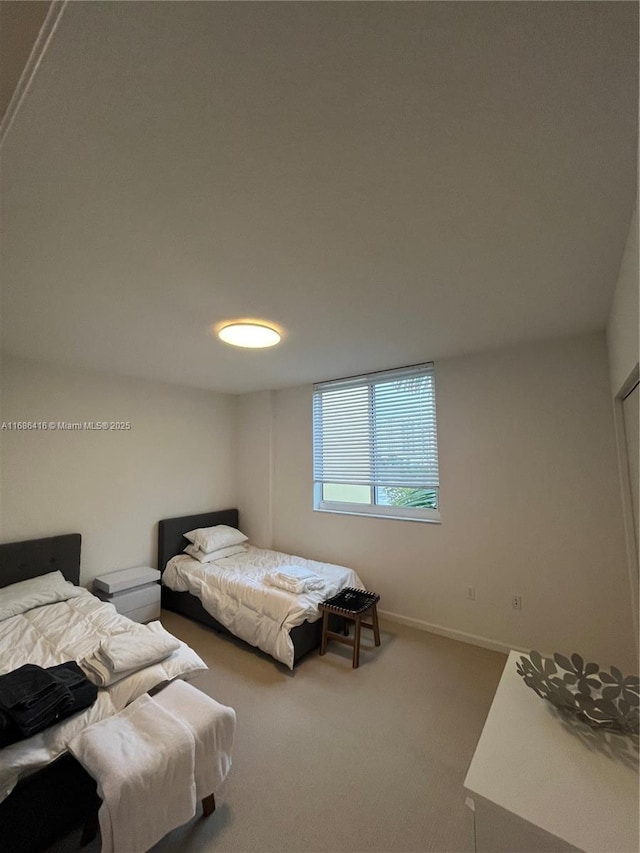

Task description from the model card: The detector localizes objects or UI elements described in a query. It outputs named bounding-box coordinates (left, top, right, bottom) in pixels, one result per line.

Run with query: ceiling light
left=217, top=321, right=281, bottom=349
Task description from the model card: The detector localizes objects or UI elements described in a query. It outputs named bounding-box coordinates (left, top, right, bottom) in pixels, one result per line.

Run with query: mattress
left=162, top=545, right=364, bottom=668
left=0, top=588, right=206, bottom=803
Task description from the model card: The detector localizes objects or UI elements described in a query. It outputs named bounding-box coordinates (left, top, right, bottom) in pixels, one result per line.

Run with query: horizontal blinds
left=313, top=363, right=439, bottom=489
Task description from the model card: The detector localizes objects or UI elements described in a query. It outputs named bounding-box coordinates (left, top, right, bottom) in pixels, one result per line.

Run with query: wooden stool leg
left=320, top=611, right=329, bottom=655
left=343, top=616, right=349, bottom=636
left=202, top=793, right=216, bottom=817
left=371, top=604, right=381, bottom=646
left=353, top=616, right=362, bottom=668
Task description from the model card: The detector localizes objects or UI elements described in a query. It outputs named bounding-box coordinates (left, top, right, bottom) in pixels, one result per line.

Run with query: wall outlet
left=512, top=595, right=522, bottom=610
left=466, top=585, right=476, bottom=600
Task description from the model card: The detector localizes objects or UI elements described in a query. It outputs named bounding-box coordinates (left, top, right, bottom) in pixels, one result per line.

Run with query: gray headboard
left=0, top=534, right=82, bottom=588
left=157, top=509, right=239, bottom=574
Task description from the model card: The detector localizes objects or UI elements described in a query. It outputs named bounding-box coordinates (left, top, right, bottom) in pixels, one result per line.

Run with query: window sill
left=313, top=507, right=441, bottom=524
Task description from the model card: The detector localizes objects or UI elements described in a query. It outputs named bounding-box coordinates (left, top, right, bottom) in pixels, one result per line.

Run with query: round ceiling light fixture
left=216, top=320, right=282, bottom=349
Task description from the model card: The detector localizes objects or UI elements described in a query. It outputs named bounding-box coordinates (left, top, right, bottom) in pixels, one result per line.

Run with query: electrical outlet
left=512, top=595, right=522, bottom=610
left=466, top=585, right=476, bottom=600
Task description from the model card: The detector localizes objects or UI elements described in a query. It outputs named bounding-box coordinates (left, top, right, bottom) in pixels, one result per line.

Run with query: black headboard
left=0, top=534, right=82, bottom=588
left=157, top=509, right=239, bottom=574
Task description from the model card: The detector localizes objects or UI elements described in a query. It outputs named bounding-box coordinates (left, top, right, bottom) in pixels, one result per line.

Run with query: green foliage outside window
left=379, top=487, right=438, bottom=509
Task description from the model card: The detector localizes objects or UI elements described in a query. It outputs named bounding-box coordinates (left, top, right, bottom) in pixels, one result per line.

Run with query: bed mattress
left=0, top=588, right=206, bottom=803
left=162, top=545, right=364, bottom=668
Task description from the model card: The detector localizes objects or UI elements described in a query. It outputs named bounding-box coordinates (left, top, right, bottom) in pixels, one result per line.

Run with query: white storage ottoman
left=93, top=566, right=161, bottom=623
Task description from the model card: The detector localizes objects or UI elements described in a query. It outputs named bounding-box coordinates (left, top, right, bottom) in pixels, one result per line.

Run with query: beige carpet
left=54, top=612, right=506, bottom=853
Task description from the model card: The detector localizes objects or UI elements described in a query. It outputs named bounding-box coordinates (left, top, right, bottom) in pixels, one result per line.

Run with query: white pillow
left=183, top=543, right=247, bottom=563
left=183, top=524, right=248, bottom=552
left=0, top=570, right=84, bottom=622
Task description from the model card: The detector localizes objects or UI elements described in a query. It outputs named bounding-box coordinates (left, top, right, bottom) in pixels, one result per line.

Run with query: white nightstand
left=93, top=566, right=161, bottom=623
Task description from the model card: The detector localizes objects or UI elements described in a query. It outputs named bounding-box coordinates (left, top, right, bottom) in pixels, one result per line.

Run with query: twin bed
left=0, top=534, right=99, bottom=851
left=159, top=509, right=364, bottom=668
left=0, top=534, right=210, bottom=852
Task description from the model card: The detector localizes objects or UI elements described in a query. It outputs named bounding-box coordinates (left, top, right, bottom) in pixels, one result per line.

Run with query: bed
left=0, top=533, right=207, bottom=852
left=159, top=509, right=364, bottom=668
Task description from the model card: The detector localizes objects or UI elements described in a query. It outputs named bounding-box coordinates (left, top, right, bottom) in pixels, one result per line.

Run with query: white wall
left=607, top=203, right=638, bottom=396
left=235, top=390, right=274, bottom=548
left=238, top=333, right=637, bottom=671
left=0, top=356, right=236, bottom=585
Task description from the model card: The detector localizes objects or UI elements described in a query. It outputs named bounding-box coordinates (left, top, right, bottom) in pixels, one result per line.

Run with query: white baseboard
left=378, top=608, right=529, bottom=656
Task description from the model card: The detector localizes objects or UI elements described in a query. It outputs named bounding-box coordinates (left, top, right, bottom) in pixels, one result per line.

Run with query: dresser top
left=464, top=651, right=639, bottom=853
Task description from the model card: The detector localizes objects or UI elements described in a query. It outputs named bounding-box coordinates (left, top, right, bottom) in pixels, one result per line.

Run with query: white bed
left=163, top=545, right=364, bottom=669
left=0, top=582, right=206, bottom=804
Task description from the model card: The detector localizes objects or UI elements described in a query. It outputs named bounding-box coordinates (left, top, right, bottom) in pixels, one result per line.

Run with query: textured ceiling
left=1, top=2, right=637, bottom=393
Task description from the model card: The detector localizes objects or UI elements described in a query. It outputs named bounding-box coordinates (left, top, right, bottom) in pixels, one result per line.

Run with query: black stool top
left=320, top=587, right=380, bottom=615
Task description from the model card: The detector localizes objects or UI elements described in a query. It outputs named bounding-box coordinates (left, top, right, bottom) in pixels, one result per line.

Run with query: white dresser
left=464, top=651, right=639, bottom=853
left=93, top=566, right=161, bottom=623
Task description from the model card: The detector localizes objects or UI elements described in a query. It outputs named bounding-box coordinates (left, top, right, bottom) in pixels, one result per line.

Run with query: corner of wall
left=605, top=200, right=639, bottom=652
left=234, top=389, right=275, bottom=548
left=606, top=201, right=639, bottom=398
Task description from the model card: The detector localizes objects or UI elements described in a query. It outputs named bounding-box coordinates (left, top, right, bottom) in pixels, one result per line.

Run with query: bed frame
left=0, top=534, right=99, bottom=852
left=158, top=509, right=326, bottom=664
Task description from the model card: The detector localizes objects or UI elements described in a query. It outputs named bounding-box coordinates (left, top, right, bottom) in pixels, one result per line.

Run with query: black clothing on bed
left=0, top=662, right=97, bottom=746
left=14, top=688, right=73, bottom=737
left=0, top=708, right=20, bottom=748
left=0, top=664, right=73, bottom=737
left=0, top=663, right=61, bottom=709
left=49, top=661, right=98, bottom=715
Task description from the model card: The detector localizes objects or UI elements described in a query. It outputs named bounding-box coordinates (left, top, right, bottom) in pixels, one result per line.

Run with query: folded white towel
left=265, top=565, right=325, bottom=595
left=80, top=622, right=180, bottom=687
left=153, top=679, right=236, bottom=799
left=69, top=693, right=196, bottom=853
left=100, top=621, right=180, bottom=672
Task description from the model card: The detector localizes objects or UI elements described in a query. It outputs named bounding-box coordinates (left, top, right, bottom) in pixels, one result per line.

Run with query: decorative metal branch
left=516, top=651, right=639, bottom=735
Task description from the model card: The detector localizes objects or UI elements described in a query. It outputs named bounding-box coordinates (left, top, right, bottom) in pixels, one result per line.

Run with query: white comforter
left=163, top=546, right=364, bottom=668
left=0, top=589, right=206, bottom=803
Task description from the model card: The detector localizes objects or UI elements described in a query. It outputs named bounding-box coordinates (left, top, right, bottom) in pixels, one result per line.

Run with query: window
left=312, top=363, right=440, bottom=522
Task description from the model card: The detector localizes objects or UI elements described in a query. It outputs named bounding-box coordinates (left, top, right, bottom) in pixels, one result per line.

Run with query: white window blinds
left=312, top=363, right=439, bottom=489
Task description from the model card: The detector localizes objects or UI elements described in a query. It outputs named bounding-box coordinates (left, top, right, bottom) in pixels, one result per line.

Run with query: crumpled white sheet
left=163, top=545, right=364, bottom=668
left=69, top=680, right=236, bottom=853
left=69, top=693, right=197, bottom=853
left=0, top=589, right=207, bottom=803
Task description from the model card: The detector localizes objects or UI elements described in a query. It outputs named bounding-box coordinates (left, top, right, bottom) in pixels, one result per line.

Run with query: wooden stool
left=319, top=588, right=381, bottom=668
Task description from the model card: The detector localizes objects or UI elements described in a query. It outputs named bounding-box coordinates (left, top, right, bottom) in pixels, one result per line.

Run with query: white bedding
left=163, top=545, right=364, bottom=668
left=0, top=588, right=206, bottom=803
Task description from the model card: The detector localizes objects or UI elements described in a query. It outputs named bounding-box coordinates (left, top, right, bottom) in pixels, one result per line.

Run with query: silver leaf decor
left=516, top=651, right=639, bottom=735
